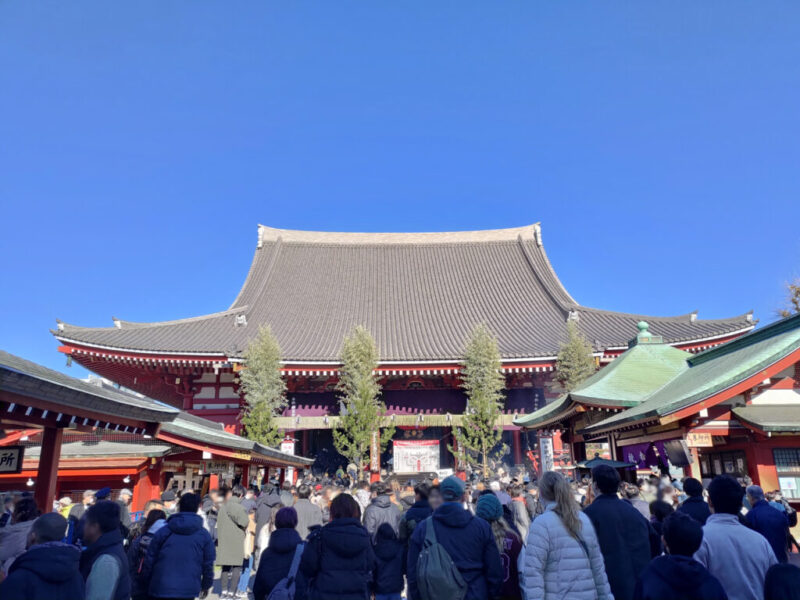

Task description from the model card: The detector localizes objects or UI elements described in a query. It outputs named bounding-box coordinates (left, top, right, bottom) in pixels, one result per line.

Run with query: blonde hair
left=539, top=470, right=582, bottom=539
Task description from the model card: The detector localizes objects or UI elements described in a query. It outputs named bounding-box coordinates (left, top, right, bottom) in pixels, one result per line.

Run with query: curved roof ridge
left=576, top=305, right=753, bottom=324
left=257, top=223, right=541, bottom=245
left=58, top=305, right=248, bottom=333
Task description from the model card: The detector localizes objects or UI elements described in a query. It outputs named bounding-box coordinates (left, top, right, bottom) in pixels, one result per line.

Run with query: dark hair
left=591, top=465, right=620, bottom=495
left=663, top=511, right=703, bottom=556
left=508, top=484, right=524, bottom=498
left=650, top=500, right=674, bottom=523
left=282, top=480, right=292, bottom=491
left=414, top=482, right=430, bottom=500
left=370, top=481, right=386, bottom=495
left=85, top=501, right=121, bottom=533
left=231, top=485, right=246, bottom=498
left=764, top=563, right=800, bottom=600
left=330, top=493, right=361, bottom=520
left=707, top=475, right=744, bottom=515
left=142, top=509, right=167, bottom=534
left=275, top=506, right=298, bottom=529
left=297, top=484, right=311, bottom=499
left=32, top=513, right=67, bottom=543
left=683, top=477, right=704, bottom=498
left=13, top=498, right=40, bottom=523
left=178, top=493, right=200, bottom=513
left=622, top=483, right=639, bottom=499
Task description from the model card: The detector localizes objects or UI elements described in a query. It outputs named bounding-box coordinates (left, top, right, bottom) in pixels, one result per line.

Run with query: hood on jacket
left=374, top=523, right=401, bottom=559
left=167, top=511, right=204, bottom=535
left=268, top=527, right=302, bottom=554
left=433, top=502, right=473, bottom=528
left=371, top=495, right=393, bottom=509
left=257, top=491, right=283, bottom=509
left=12, top=542, right=81, bottom=583
left=322, top=518, right=370, bottom=558
left=650, top=555, right=710, bottom=592
left=399, top=495, right=415, bottom=510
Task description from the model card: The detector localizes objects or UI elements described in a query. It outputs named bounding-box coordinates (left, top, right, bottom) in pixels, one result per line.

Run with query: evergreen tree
left=778, top=279, right=800, bottom=318
left=239, top=324, right=287, bottom=447
left=333, top=326, right=395, bottom=480
left=451, top=323, right=506, bottom=479
left=555, top=319, right=596, bottom=391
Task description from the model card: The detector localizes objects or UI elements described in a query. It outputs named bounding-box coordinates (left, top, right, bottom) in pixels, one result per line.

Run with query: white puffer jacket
left=522, top=503, right=613, bottom=600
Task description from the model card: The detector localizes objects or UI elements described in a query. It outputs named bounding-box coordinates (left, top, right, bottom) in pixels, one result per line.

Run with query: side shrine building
left=53, top=224, right=754, bottom=474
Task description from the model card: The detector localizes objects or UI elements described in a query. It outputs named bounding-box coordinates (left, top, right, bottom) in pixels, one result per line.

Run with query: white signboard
left=280, top=439, right=295, bottom=455
left=394, top=440, right=439, bottom=473
left=0, top=446, right=23, bottom=473
left=779, top=477, right=797, bottom=491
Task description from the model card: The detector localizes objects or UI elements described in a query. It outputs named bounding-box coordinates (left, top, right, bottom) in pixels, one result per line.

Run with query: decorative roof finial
left=637, top=321, right=649, bottom=334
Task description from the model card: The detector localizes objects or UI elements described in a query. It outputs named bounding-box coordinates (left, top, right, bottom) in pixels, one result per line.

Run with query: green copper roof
left=571, top=342, right=690, bottom=407
left=586, top=312, right=800, bottom=434
left=515, top=334, right=691, bottom=429
left=733, top=405, right=800, bottom=433
left=513, top=394, right=573, bottom=428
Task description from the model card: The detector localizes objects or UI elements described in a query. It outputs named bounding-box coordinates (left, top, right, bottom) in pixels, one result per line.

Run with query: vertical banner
left=370, top=430, right=380, bottom=472
left=539, top=436, right=554, bottom=474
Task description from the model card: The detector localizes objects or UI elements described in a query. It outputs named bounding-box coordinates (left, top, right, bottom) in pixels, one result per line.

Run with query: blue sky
left=2, top=2, right=799, bottom=377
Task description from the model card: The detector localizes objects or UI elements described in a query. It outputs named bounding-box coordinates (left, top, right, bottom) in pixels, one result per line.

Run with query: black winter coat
left=407, top=503, right=503, bottom=600
left=399, top=499, right=432, bottom=543
left=0, top=542, right=84, bottom=600
left=300, top=517, right=375, bottom=600
left=373, top=524, right=405, bottom=594
left=633, top=555, right=728, bottom=600
left=363, top=495, right=401, bottom=541
left=584, top=494, right=655, bottom=600
left=255, top=490, right=283, bottom=539
left=79, top=529, right=131, bottom=600
left=253, top=528, right=307, bottom=600
left=677, top=495, right=712, bottom=525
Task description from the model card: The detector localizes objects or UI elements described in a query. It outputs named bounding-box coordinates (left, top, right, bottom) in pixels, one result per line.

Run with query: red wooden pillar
left=512, top=429, right=523, bottom=465
left=34, top=426, right=63, bottom=513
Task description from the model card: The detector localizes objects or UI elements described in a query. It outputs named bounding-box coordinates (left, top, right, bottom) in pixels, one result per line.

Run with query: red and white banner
left=394, top=440, right=439, bottom=473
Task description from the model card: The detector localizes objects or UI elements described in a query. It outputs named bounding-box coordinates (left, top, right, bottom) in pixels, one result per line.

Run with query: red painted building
left=53, top=224, right=753, bottom=474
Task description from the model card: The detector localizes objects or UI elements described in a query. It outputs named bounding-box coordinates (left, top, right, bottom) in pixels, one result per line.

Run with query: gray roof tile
left=55, top=224, right=754, bottom=363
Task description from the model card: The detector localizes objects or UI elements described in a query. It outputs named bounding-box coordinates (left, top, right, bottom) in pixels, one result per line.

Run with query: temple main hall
left=53, top=224, right=754, bottom=474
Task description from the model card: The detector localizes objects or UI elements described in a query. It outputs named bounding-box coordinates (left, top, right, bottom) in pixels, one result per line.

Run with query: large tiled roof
left=585, top=313, right=800, bottom=434
left=0, top=349, right=179, bottom=423
left=54, top=224, right=754, bottom=363
left=733, top=404, right=800, bottom=433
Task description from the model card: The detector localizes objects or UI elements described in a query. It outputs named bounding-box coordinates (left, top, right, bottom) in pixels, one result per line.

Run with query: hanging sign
left=686, top=433, right=713, bottom=447
left=394, top=440, right=439, bottom=473
left=204, top=460, right=235, bottom=477
left=539, top=436, right=554, bottom=473
left=370, top=431, right=380, bottom=472
left=280, top=438, right=295, bottom=455
left=0, top=446, right=23, bottom=474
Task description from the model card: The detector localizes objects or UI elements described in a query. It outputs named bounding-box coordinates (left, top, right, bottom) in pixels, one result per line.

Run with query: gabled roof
left=585, top=313, right=800, bottom=434
left=54, top=224, right=754, bottom=363
left=161, top=412, right=314, bottom=466
left=514, top=325, right=691, bottom=429
left=0, top=349, right=179, bottom=424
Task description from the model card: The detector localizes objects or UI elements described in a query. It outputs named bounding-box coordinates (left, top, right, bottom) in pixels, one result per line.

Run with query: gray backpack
left=416, top=517, right=467, bottom=600
left=267, top=543, right=304, bottom=600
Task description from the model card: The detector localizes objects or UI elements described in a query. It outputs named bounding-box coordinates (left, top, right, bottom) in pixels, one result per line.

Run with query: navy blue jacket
left=300, top=517, right=375, bottom=600
left=633, top=555, right=728, bottom=600
left=253, top=528, right=307, bottom=600
left=141, top=511, right=216, bottom=598
left=746, top=499, right=789, bottom=563
left=80, top=529, right=131, bottom=600
left=584, top=494, right=655, bottom=600
left=407, top=503, right=503, bottom=600
left=0, top=542, right=84, bottom=600
left=677, top=496, right=712, bottom=526
left=373, top=523, right=405, bottom=595
left=400, top=499, right=432, bottom=543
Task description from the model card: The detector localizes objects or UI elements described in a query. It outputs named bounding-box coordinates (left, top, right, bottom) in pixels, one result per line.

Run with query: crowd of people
left=0, top=466, right=798, bottom=600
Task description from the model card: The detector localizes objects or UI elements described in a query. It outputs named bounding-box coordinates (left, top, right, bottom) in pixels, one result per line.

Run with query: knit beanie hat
left=440, top=475, right=466, bottom=501
left=476, top=493, right=503, bottom=522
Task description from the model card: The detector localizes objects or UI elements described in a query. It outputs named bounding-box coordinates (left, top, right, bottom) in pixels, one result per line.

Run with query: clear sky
left=2, top=2, right=799, bottom=377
